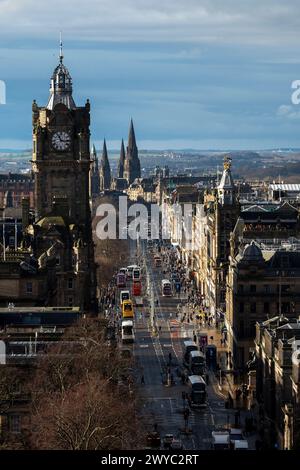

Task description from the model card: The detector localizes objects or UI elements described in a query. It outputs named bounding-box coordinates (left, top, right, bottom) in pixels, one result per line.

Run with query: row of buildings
left=149, top=157, right=300, bottom=449
left=118, top=154, right=300, bottom=448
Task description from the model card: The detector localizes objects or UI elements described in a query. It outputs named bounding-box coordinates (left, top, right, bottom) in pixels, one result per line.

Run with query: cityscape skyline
left=1, top=1, right=300, bottom=455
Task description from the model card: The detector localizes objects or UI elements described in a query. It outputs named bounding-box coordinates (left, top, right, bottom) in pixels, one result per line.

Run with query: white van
left=121, top=319, right=134, bottom=343
left=120, top=290, right=130, bottom=304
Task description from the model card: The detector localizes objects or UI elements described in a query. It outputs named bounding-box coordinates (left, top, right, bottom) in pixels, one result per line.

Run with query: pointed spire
left=118, top=139, right=125, bottom=178
left=120, top=138, right=125, bottom=162
left=124, top=119, right=140, bottom=184
left=47, top=35, right=76, bottom=110
left=128, top=118, right=137, bottom=152
left=102, top=139, right=108, bottom=162
left=100, top=139, right=111, bottom=190
left=91, top=143, right=97, bottom=159
left=217, top=155, right=235, bottom=205
left=218, top=155, right=234, bottom=190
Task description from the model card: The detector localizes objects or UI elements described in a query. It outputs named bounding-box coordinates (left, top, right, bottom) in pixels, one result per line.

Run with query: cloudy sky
left=0, top=0, right=300, bottom=150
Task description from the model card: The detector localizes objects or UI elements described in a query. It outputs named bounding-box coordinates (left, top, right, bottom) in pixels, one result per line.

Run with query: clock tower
left=30, top=40, right=96, bottom=312
left=32, top=41, right=91, bottom=225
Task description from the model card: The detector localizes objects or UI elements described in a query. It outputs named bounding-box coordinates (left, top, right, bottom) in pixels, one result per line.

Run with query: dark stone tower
left=99, top=139, right=111, bottom=190
left=32, top=46, right=91, bottom=225
left=124, top=119, right=141, bottom=184
left=31, top=38, right=96, bottom=311
left=117, top=139, right=125, bottom=178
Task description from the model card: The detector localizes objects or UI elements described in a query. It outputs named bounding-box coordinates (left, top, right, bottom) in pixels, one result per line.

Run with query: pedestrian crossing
left=140, top=397, right=210, bottom=431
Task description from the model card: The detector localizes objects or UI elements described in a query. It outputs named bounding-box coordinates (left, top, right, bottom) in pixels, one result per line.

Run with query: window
left=68, top=297, right=73, bottom=307
left=250, top=285, right=256, bottom=293
left=239, top=302, right=244, bottom=313
left=250, top=303, right=256, bottom=313
left=264, top=285, right=270, bottom=293
left=68, top=278, right=73, bottom=289
left=26, top=282, right=33, bottom=294
left=9, top=415, right=21, bottom=434
left=55, top=256, right=60, bottom=266
left=238, top=285, right=244, bottom=294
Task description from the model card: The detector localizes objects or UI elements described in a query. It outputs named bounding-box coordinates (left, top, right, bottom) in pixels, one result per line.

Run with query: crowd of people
left=99, top=279, right=118, bottom=327
left=158, top=243, right=217, bottom=330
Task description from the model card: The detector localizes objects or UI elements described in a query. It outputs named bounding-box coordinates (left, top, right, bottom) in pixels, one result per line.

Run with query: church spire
left=91, top=144, right=98, bottom=171
left=124, top=118, right=140, bottom=184
left=127, top=118, right=137, bottom=154
left=100, top=139, right=111, bottom=190
left=102, top=139, right=109, bottom=163
left=118, top=139, right=125, bottom=178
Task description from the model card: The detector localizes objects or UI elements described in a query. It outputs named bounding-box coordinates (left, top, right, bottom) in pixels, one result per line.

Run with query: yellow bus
left=122, top=299, right=134, bottom=319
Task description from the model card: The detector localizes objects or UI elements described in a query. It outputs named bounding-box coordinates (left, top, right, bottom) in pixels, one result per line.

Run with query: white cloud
left=0, top=0, right=299, bottom=45
left=277, top=104, right=300, bottom=119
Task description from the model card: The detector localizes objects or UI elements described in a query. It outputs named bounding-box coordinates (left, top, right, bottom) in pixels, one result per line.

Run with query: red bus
left=132, top=280, right=141, bottom=296
left=116, top=272, right=126, bottom=288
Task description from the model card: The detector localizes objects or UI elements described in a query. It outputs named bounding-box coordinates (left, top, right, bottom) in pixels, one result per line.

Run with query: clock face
left=51, top=131, right=71, bottom=151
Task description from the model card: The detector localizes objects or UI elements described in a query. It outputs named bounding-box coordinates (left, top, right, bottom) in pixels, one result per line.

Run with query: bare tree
left=29, top=318, right=144, bottom=450
left=31, top=375, right=140, bottom=450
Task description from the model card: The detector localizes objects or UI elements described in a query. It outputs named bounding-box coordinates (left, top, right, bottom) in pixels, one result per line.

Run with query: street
left=128, top=239, right=249, bottom=450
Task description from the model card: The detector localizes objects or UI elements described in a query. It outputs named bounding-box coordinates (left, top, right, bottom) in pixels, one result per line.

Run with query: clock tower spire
left=46, top=35, right=76, bottom=111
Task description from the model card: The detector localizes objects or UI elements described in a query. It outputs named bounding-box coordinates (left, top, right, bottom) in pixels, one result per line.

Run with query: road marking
left=163, top=343, right=172, bottom=347
left=139, top=344, right=149, bottom=348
